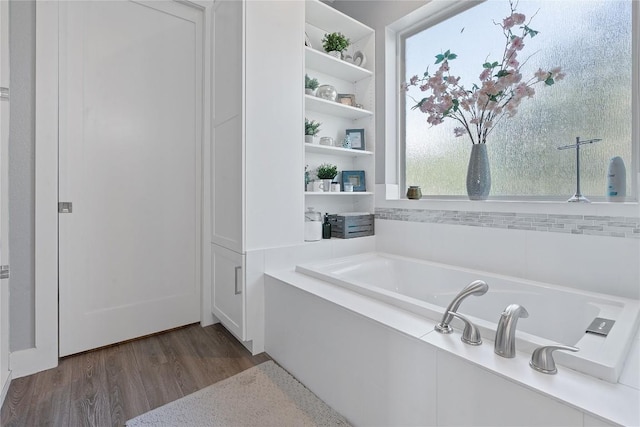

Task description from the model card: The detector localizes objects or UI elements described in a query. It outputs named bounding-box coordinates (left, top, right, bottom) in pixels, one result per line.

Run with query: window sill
left=375, top=184, right=640, bottom=218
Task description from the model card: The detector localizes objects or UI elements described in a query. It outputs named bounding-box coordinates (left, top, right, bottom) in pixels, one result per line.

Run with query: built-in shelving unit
left=304, top=192, right=374, bottom=196
left=305, top=95, right=372, bottom=119
left=304, top=0, right=375, bottom=217
left=305, top=47, right=372, bottom=82
left=305, top=143, right=373, bottom=157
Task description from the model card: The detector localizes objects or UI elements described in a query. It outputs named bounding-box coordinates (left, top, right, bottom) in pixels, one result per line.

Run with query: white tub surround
left=296, top=252, right=640, bottom=383
left=265, top=269, right=640, bottom=427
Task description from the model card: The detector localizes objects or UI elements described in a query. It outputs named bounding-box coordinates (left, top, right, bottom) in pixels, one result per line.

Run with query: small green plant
left=305, top=118, right=321, bottom=136
left=316, top=163, right=338, bottom=180
left=322, top=32, right=350, bottom=53
left=305, top=74, right=319, bottom=90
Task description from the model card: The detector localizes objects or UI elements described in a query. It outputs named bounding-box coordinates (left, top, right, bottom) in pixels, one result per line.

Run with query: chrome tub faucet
left=494, top=304, right=529, bottom=358
left=435, top=280, right=488, bottom=334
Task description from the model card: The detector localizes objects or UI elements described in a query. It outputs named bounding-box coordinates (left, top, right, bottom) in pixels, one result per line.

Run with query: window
left=401, top=0, right=634, bottom=200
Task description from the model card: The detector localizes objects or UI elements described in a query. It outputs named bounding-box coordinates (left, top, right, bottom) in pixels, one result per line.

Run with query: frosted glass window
left=402, top=1, right=633, bottom=199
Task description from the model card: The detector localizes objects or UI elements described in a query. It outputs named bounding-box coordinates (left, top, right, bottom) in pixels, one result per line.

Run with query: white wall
left=376, top=218, right=640, bottom=299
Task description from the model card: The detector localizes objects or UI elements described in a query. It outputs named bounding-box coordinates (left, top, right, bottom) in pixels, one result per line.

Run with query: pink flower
left=447, top=75, right=460, bottom=85
left=510, top=36, right=524, bottom=51
left=454, top=127, right=466, bottom=137
left=410, top=75, right=419, bottom=85
left=512, top=13, right=526, bottom=25
left=479, top=69, right=492, bottom=81
left=507, top=57, right=519, bottom=68
left=534, top=68, right=549, bottom=81
left=503, top=13, right=526, bottom=29
left=502, top=16, right=515, bottom=29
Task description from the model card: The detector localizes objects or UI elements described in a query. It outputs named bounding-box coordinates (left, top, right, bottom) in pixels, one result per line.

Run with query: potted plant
left=305, top=118, right=321, bottom=143
left=305, top=74, right=319, bottom=95
left=316, top=163, right=338, bottom=192
left=322, top=32, right=350, bottom=59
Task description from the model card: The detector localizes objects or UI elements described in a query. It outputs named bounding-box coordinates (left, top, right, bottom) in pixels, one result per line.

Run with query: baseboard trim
left=0, top=370, right=11, bottom=407
left=10, top=347, right=57, bottom=379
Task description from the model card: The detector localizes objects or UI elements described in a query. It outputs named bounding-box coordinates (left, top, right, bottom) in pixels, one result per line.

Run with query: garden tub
left=295, top=252, right=640, bottom=383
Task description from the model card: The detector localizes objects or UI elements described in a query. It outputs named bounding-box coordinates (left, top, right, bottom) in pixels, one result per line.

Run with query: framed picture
left=337, top=94, right=356, bottom=107
left=341, top=170, right=366, bottom=192
left=346, top=128, right=365, bottom=150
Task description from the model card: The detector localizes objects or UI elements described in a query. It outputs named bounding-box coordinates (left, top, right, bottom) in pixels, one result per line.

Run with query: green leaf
left=483, top=62, right=492, bottom=69
left=411, top=98, right=427, bottom=110
left=524, top=25, right=539, bottom=37
left=448, top=53, right=457, bottom=60
left=435, top=54, right=444, bottom=64
left=544, top=77, right=555, bottom=86
left=495, top=70, right=511, bottom=78
left=444, top=49, right=450, bottom=56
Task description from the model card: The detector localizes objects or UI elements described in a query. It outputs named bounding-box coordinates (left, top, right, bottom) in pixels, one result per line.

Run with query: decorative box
left=328, top=213, right=374, bottom=239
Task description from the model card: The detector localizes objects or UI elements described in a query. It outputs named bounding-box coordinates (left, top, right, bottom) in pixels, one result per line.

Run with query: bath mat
left=126, top=360, right=351, bottom=426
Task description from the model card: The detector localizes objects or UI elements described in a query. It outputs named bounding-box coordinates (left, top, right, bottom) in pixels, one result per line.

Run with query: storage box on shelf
left=303, top=0, right=375, bottom=226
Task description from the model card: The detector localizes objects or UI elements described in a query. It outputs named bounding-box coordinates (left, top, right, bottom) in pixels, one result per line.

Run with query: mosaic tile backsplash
left=375, top=208, right=640, bottom=239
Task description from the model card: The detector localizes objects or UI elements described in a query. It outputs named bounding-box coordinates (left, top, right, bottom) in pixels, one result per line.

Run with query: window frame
left=394, top=0, right=639, bottom=203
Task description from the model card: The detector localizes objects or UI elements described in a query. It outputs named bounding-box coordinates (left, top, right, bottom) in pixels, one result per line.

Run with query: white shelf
left=305, top=47, right=372, bottom=82
left=305, top=191, right=373, bottom=196
left=305, top=0, right=373, bottom=42
left=305, top=95, right=373, bottom=120
left=305, top=143, right=373, bottom=157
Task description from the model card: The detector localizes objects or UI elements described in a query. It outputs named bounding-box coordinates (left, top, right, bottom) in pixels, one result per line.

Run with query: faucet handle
left=530, top=345, right=579, bottom=374
left=448, top=311, right=482, bottom=346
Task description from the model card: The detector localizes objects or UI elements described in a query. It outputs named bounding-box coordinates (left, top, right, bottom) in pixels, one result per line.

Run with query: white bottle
left=606, top=156, right=626, bottom=202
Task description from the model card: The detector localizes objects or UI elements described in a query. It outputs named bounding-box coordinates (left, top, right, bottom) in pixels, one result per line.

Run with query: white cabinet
left=211, top=244, right=245, bottom=339
left=212, top=0, right=243, bottom=253
left=211, top=0, right=303, bottom=347
left=304, top=0, right=375, bottom=216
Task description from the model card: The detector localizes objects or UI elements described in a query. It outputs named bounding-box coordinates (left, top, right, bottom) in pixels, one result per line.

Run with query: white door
left=0, top=0, right=11, bottom=385
left=59, top=0, right=203, bottom=356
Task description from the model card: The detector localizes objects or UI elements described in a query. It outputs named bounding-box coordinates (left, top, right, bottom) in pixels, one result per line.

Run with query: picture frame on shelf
left=346, top=128, right=365, bottom=150
left=341, top=170, right=366, bottom=192
left=337, top=94, right=356, bottom=107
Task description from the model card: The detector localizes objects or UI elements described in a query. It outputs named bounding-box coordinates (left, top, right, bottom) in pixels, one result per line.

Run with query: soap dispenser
left=322, top=213, right=332, bottom=239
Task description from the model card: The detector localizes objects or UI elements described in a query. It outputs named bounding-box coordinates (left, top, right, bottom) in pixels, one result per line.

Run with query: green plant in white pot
left=316, top=163, right=338, bottom=192
left=322, top=32, right=350, bottom=59
left=305, top=118, right=321, bottom=143
left=305, top=74, right=319, bottom=95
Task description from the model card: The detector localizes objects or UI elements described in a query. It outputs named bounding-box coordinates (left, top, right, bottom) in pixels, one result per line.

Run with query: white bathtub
left=296, top=252, right=640, bottom=383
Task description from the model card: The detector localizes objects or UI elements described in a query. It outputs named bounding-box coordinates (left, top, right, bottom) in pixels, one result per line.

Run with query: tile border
left=375, top=208, right=640, bottom=239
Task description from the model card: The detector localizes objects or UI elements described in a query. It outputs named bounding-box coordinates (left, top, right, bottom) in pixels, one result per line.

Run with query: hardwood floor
left=0, top=323, right=271, bottom=427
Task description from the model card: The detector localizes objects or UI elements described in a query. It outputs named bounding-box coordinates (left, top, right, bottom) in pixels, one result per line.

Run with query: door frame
left=9, top=0, right=214, bottom=378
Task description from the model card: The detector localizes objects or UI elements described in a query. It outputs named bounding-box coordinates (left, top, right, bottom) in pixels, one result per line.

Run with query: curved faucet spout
left=435, top=280, right=488, bottom=334
left=494, top=304, right=529, bottom=358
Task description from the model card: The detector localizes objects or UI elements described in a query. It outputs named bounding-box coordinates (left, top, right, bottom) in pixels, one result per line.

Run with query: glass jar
left=304, top=207, right=322, bottom=241
left=406, top=186, right=422, bottom=199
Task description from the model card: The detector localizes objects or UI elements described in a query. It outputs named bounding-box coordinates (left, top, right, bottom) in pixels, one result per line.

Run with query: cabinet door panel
left=212, top=116, right=243, bottom=251
left=212, top=0, right=243, bottom=252
left=212, top=244, right=245, bottom=339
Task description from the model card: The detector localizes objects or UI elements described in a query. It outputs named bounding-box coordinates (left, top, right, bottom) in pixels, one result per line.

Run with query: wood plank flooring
left=0, top=323, right=271, bottom=427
